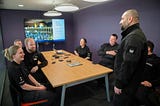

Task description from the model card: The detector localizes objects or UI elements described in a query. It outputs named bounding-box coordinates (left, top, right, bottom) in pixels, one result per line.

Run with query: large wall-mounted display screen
left=24, top=19, right=65, bottom=42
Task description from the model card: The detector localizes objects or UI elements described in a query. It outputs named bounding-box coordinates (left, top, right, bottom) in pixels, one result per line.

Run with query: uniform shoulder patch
left=127, top=46, right=136, bottom=54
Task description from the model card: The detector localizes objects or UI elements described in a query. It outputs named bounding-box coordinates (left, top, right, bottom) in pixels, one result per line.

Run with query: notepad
left=67, top=62, right=82, bottom=67
left=56, top=50, right=64, bottom=54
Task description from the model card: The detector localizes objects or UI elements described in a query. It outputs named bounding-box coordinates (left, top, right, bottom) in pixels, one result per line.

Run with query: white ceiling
left=0, top=0, right=112, bottom=12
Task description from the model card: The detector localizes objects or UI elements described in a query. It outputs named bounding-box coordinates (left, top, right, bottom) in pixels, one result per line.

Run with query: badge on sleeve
left=127, top=46, right=136, bottom=54
left=125, top=46, right=138, bottom=61
left=129, top=48, right=134, bottom=53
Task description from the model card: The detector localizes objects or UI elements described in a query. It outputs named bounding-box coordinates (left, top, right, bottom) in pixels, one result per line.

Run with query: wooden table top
left=41, top=50, right=113, bottom=87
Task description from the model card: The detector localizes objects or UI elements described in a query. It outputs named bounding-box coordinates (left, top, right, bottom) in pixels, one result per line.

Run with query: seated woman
left=4, top=45, right=55, bottom=106
left=74, top=38, right=91, bottom=60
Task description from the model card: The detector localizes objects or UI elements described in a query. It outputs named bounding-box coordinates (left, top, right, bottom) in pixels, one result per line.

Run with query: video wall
left=24, top=19, right=65, bottom=42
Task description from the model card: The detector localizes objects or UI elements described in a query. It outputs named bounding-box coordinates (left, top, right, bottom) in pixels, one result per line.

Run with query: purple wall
left=73, top=0, right=160, bottom=61
left=0, top=0, right=160, bottom=61
left=0, top=10, right=74, bottom=52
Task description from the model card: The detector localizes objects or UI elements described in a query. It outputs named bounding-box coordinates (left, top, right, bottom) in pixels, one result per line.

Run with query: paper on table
left=67, top=61, right=82, bottom=67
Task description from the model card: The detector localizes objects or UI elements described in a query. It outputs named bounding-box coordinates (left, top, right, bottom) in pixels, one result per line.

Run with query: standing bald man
left=113, top=9, right=148, bottom=106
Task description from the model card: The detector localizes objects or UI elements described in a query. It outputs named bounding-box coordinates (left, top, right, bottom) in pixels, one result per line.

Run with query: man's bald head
left=120, top=9, right=140, bottom=31
left=123, top=9, right=139, bottom=21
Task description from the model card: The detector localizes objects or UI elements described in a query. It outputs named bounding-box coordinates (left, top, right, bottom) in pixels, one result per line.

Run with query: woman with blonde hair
left=4, top=45, right=55, bottom=106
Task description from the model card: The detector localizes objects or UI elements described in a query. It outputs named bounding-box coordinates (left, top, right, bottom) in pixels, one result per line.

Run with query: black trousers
left=113, top=90, right=138, bottom=106
left=22, top=83, right=62, bottom=106
left=148, top=90, right=160, bottom=106
left=136, top=85, right=156, bottom=106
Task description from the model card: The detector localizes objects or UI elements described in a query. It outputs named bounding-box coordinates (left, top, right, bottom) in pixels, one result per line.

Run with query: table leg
left=105, top=74, right=110, bottom=102
left=61, top=85, right=66, bottom=106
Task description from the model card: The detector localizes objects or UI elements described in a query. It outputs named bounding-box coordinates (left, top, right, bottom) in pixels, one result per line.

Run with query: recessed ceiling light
left=18, top=4, right=24, bottom=7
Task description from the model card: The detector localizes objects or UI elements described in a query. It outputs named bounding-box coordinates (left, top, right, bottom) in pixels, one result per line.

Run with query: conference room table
left=41, top=50, right=113, bottom=106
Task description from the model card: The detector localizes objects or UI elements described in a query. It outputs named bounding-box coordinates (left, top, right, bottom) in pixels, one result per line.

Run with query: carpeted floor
left=64, top=80, right=113, bottom=106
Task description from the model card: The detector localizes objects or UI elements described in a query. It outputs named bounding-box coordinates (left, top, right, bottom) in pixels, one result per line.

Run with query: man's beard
left=121, top=23, right=130, bottom=31
left=28, top=48, right=35, bottom=53
left=121, top=26, right=125, bottom=31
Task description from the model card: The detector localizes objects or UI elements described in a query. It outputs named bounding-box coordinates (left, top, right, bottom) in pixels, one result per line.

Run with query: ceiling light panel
left=55, top=3, right=79, bottom=12
left=43, top=11, right=62, bottom=16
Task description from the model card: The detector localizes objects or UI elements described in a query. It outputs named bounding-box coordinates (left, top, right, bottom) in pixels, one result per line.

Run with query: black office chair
left=9, top=84, right=48, bottom=106
left=87, top=52, right=92, bottom=61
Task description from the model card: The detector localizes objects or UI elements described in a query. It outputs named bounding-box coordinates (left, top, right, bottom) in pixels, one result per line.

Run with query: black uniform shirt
left=75, top=45, right=90, bottom=58
left=142, top=54, right=160, bottom=87
left=23, top=47, right=48, bottom=72
left=98, top=43, right=119, bottom=68
left=8, top=61, right=33, bottom=92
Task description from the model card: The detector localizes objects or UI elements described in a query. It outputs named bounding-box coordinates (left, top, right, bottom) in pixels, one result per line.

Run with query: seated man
left=23, top=38, right=48, bottom=84
left=98, top=34, right=119, bottom=69
left=14, top=39, right=23, bottom=48
left=97, top=34, right=119, bottom=89
left=136, top=40, right=160, bottom=106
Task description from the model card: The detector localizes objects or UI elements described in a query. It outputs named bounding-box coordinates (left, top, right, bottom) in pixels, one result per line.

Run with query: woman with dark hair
left=74, top=38, right=91, bottom=60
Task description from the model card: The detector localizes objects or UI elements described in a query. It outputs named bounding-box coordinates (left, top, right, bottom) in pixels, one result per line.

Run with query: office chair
left=9, top=84, right=48, bottom=106
left=88, top=52, right=92, bottom=61
left=21, top=99, right=48, bottom=106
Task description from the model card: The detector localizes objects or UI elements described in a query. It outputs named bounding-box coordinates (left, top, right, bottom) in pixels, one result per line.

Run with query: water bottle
left=52, top=43, right=56, bottom=53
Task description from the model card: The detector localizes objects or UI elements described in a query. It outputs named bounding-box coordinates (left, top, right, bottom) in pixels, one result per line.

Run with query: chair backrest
left=87, top=52, right=92, bottom=61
